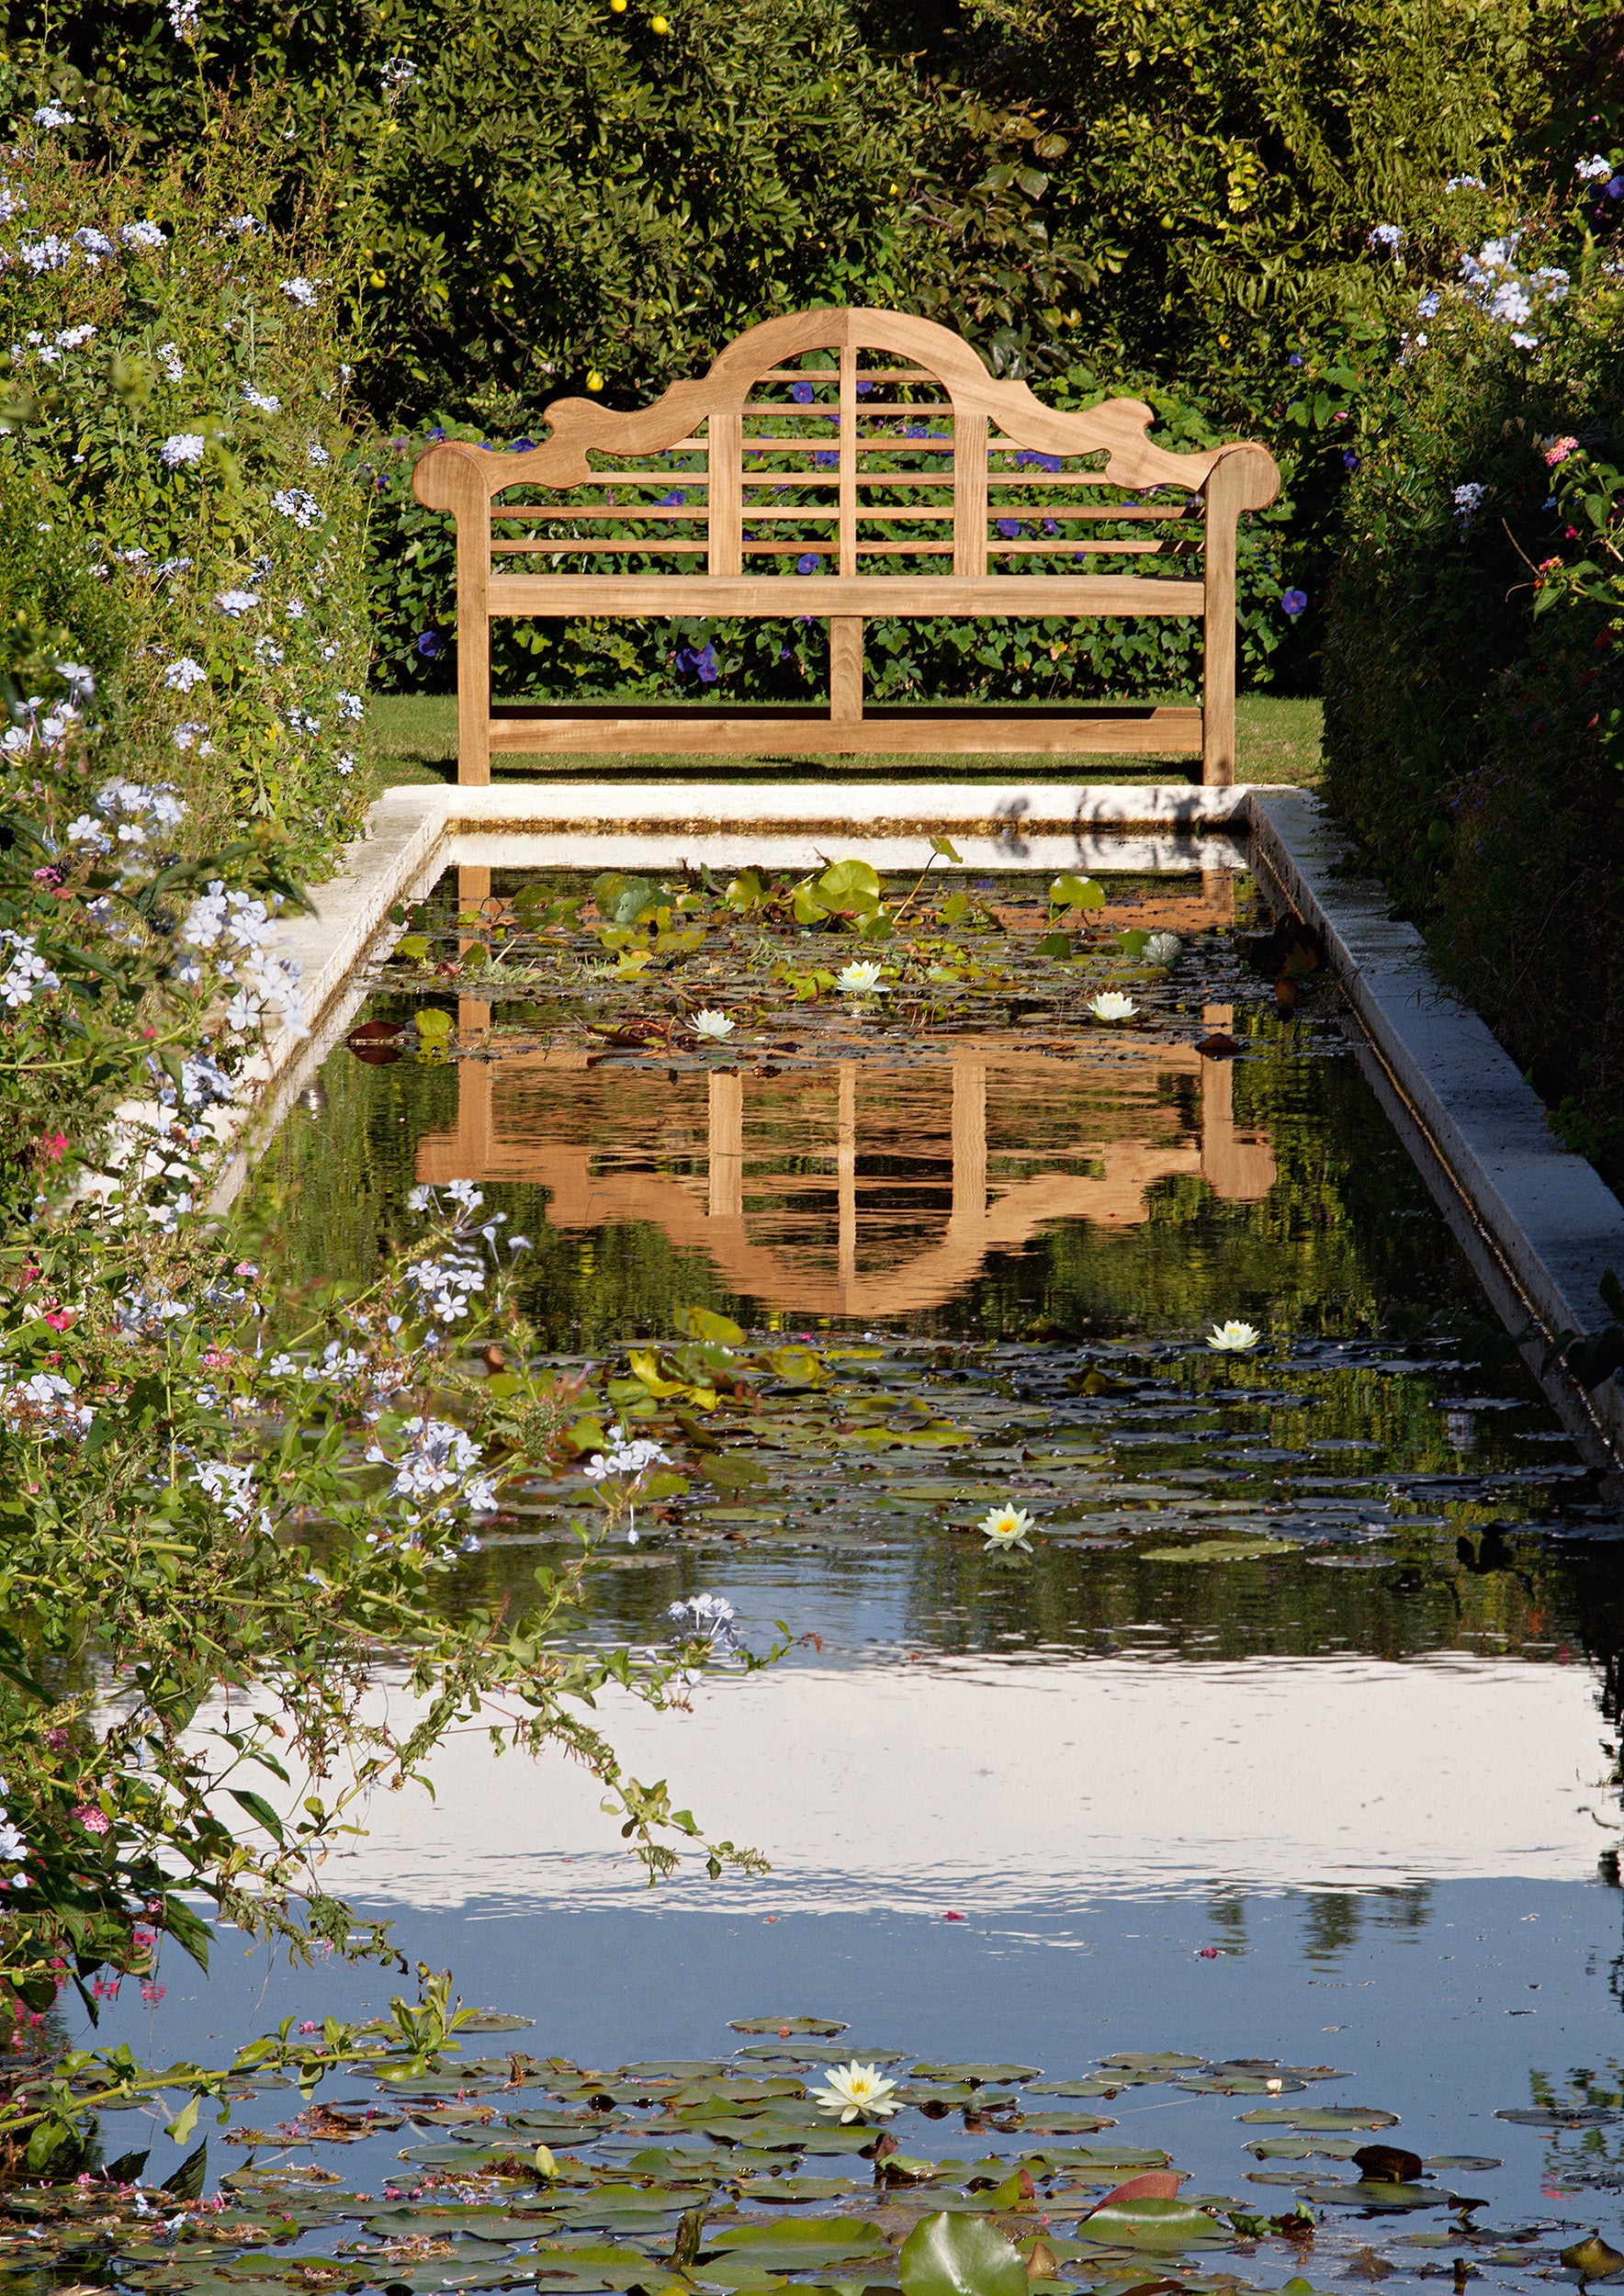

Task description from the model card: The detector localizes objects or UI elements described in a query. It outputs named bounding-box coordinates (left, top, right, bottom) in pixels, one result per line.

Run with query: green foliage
left=1322, top=159, right=1624, bottom=1182
left=0, top=107, right=375, bottom=866
left=6, top=0, right=1093, bottom=429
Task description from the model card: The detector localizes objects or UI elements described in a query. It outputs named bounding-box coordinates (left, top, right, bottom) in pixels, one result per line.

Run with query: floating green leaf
left=708, top=2216, right=890, bottom=2264
left=898, top=2211, right=1028, bottom=2296
left=1075, top=2199, right=1229, bottom=2248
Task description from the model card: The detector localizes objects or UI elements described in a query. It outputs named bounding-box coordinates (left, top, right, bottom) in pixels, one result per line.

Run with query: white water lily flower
left=1207, top=1320, right=1262, bottom=1352
left=694, top=1009, right=736, bottom=1041
left=1143, top=931, right=1181, bottom=965
left=1088, top=990, right=1138, bottom=1022
left=979, top=1502, right=1036, bottom=1553
left=814, top=2062, right=900, bottom=2122
left=837, top=961, right=885, bottom=994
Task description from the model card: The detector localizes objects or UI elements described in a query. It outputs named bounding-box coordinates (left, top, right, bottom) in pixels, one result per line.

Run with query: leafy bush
left=367, top=367, right=1295, bottom=705
left=0, top=107, right=374, bottom=870
left=1323, top=152, right=1624, bottom=1177
left=6, top=0, right=1094, bottom=429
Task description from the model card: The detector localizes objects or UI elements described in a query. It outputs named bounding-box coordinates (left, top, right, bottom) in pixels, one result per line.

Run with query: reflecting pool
left=80, top=848, right=1624, bottom=2286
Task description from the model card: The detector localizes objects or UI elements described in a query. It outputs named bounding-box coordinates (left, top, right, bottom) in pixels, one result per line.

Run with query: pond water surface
left=79, top=848, right=1624, bottom=2295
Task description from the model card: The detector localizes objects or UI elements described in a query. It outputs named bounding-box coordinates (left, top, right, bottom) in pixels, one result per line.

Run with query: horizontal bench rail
left=412, top=308, right=1279, bottom=784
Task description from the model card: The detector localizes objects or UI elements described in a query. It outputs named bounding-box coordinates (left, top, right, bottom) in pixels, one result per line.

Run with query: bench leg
left=829, top=617, right=863, bottom=752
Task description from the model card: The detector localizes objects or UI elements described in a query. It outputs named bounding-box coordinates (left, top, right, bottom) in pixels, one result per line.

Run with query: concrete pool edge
left=1248, top=788, right=1624, bottom=1460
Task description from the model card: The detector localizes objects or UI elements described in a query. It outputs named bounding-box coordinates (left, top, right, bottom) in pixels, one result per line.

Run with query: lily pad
left=1015, top=2113, right=1118, bottom=2134
left=730, top=2019, right=848, bottom=2037
left=525, top=2245, right=682, bottom=2292
left=898, top=2213, right=1026, bottom=2296
left=707, top=2218, right=890, bottom=2265
left=458, top=2015, right=536, bottom=2033
left=909, top=2064, right=1040, bottom=2085
left=1238, top=2108, right=1400, bottom=2131
left=1074, top=2200, right=1229, bottom=2249
left=1097, top=2055, right=1203, bottom=2073
left=1496, top=2106, right=1620, bottom=2128
left=737, top=2178, right=860, bottom=2204
left=1139, top=1539, right=1302, bottom=1562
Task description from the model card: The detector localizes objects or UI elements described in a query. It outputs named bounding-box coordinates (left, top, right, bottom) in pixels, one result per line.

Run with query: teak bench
left=412, top=309, right=1280, bottom=786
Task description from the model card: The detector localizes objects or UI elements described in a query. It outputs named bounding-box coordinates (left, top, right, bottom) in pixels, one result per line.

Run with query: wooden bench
left=412, top=308, right=1280, bottom=787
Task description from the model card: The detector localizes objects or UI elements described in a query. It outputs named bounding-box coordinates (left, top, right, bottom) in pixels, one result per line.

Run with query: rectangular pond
left=75, top=837, right=1624, bottom=2296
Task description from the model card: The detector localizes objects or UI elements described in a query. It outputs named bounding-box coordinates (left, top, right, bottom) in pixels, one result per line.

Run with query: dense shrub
left=0, top=110, right=377, bottom=870
left=3, top=0, right=1093, bottom=430
left=1323, top=155, right=1624, bottom=1177
left=367, top=367, right=1294, bottom=703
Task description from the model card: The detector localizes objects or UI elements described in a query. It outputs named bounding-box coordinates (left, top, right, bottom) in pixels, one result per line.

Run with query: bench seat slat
left=485, top=574, right=1205, bottom=615
left=483, top=704, right=1203, bottom=758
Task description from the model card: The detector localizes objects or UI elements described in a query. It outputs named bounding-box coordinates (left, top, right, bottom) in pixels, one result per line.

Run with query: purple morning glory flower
left=427, top=425, right=446, bottom=443
left=416, top=630, right=442, bottom=657
left=509, top=436, right=536, bottom=454
left=997, top=517, right=1021, bottom=539
left=792, top=380, right=815, bottom=404
left=777, top=642, right=791, bottom=660
left=659, top=489, right=686, bottom=506
left=795, top=613, right=814, bottom=626
left=856, top=378, right=874, bottom=394
left=796, top=553, right=823, bottom=573
left=1342, top=449, right=1359, bottom=471
left=1609, top=176, right=1624, bottom=199
left=1280, top=588, right=1308, bottom=619
left=675, top=641, right=719, bottom=683
left=1043, top=518, right=1059, bottom=535
left=478, top=441, right=493, bottom=451
left=1288, top=353, right=1303, bottom=367
left=815, top=450, right=838, bottom=467
left=906, top=422, right=926, bottom=438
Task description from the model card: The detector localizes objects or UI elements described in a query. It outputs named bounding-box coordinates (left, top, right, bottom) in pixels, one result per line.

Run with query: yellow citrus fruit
left=587, top=369, right=605, bottom=391
left=651, top=13, right=670, bottom=28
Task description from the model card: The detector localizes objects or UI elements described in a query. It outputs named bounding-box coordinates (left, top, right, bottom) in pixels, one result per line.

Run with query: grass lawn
left=367, top=692, right=1323, bottom=791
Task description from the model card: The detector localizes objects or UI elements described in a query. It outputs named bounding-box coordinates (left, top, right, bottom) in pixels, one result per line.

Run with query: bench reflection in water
left=416, top=1007, right=1274, bottom=1321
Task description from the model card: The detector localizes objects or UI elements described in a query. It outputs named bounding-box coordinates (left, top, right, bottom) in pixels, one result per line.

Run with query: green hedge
left=366, top=368, right=1295, bottom=704
left=1323, top=159, right=1624, bottom=1179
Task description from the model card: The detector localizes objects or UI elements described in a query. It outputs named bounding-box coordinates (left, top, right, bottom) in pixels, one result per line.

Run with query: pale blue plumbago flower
left=814, top=2063, right=900, bottom=2122
left=693, top=1008, right=735, bottom=1041
left=584, top=1428, right=672, bottom=1545
left=836, top=961, right=885, bottom=994
left=979, top=1502, right=1035, bottom=1553
left=1207, top=1320, right=1261, bottom=1352
left=1088, top=990, right=1138, bottom=1022
left=159, top=433, right=206, bottom=469
left=669, top=1592, right=741, bottom=1654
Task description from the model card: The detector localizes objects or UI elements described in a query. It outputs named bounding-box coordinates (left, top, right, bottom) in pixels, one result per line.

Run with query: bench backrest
left=412, top=307, right=1280, bottom=782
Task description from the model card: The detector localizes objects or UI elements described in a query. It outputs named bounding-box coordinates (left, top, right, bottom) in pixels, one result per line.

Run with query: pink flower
left=298, top=2020, right=318, bottom=2033
left=140, top=1981, right=165, bottom=2004
left=43, top=1311, right=73, bottom=1333
left=39, top=1132, right=67, bottom=1163
left=73, top=1804, right=110, bottom=1834
left=1543, top=434, right=1579, bottom=467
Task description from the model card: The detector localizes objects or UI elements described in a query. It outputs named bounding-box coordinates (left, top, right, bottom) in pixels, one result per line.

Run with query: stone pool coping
left=236, top=779, right=1624, bottom=1459
left=1249, top=790, right=1624, bottom=1461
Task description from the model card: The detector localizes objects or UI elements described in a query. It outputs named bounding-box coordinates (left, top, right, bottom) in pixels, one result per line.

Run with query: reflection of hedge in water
left=259, top=1024, right=1468, bottom=1355
left=916, top=1052, right=1472, bottom=1346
